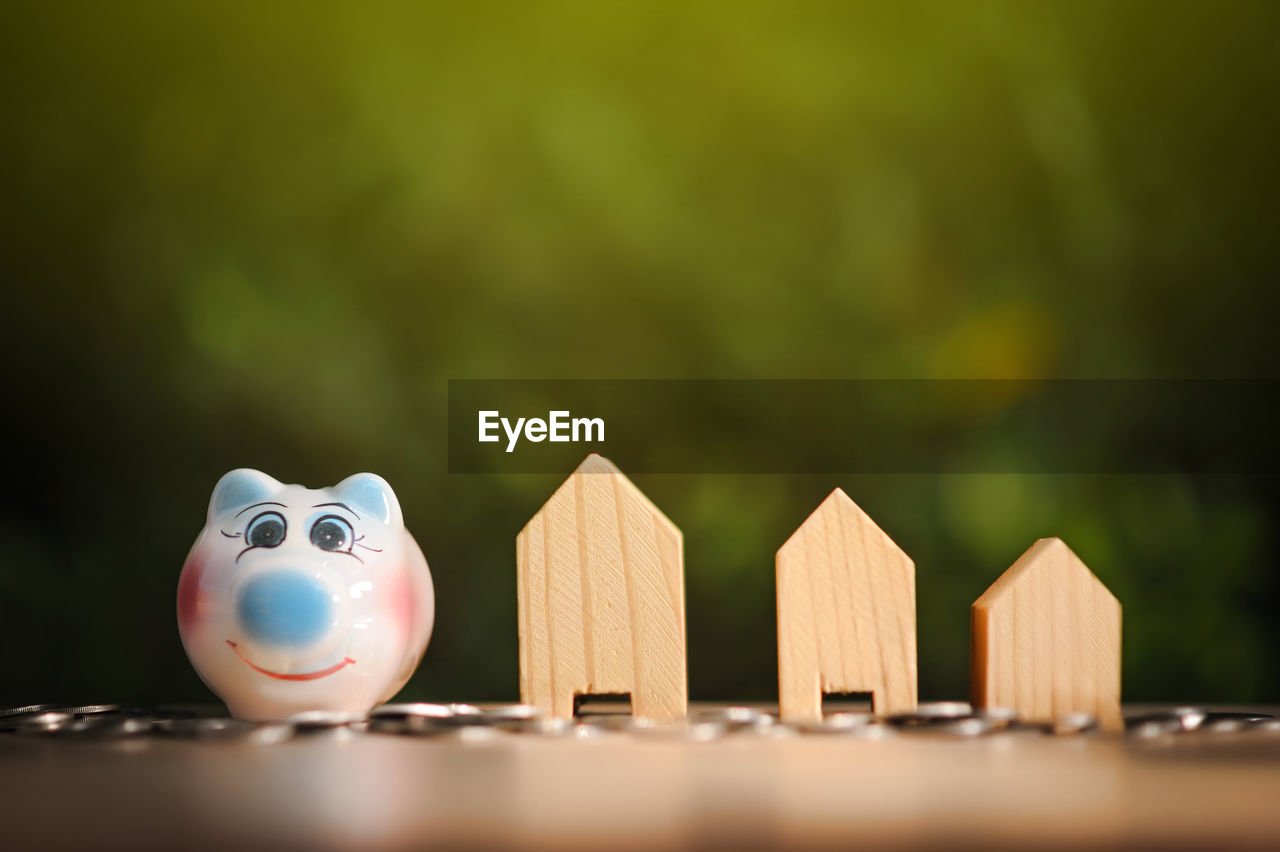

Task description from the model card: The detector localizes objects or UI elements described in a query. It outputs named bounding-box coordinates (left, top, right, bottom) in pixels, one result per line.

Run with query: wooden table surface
left=2, top=705, right=1278, bottom=851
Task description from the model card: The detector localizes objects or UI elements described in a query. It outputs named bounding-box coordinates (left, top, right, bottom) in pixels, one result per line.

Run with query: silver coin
left=628, top=719, right=727, bottom=741
left=370, top=703, right=454, bottom=720
left=942, top=717, right=996, bottom=737
left=709, top=710, right=779, bottom=735
left=116, top=716, right=158, bottom=735
left=574, top=714, right=631, bottom=732
left=286, top=710, right=365, bottom=728
left=1166, top=706, right=1208, bottom=732
left=855, top=722, right=895, bottom=740
left=300, top=724, right=359, bottom=742
left=915, top=702, right=973, bottom=718
left=367, top=717, right=412, bottom=736
left=63, top=704, right=127, bottom=716
left=248, top=723, right=295, bottom=745
left=1129, top=719, right=1178, bottom=739
left=154, top=717, right=255, bottom=738
left=447, top=703, right=483, bottom=717
left=720, top=706, right=766, bottom=724
left=516, top=716, right=575, bottom=737
left=428, top=704, right=486, bottom=727
left=684, top=721, right=727, bottom=742
left=379, top=717, right=447, bottom=737
left=481, top=704, right=544, bottom=722
left=451, top=725, right=504, bottom=743
left=823, top=711, right=876, bottom=729
left=66, top=715, right=156, bottom=738
left=628, top=719, right=678, bottom=735
left=729, top=715, right=779, bottom=735
left=0, top=704, right=59, bottom=719
left=13, top=716, right=79, bottom=736
left=1050, top=713, right=1098, bottom=736
left=16, top=711, right=73, bottom=730
left=1203, top=718, right=1248, bottom=733
left=570, top=722, right=607, bottom=740
left=693, top=706, right=768, bottom=729
left=408, top=717, right=456, bottom=735
left=798, top=712, right=876, bottom=734
left=1204, top=711, right=1272, bottom=725
left=577, top=714, right=634, bottom=732
left=976, top=707, right=1018, bottom=725
left=1125, top=707, right=1208, bottom=734
left=751, top=722, right=801, bottom=739
left=897, top=714, right=995, bottom=737
left=151, top=704, right=223, bottom=719
left=888, top=702, right=972, bottom=727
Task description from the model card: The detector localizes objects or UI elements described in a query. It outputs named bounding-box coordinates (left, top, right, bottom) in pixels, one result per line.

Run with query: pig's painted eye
left=310, top=515, right=354, bottom=553
left=246, top=512, right=287, bottom=548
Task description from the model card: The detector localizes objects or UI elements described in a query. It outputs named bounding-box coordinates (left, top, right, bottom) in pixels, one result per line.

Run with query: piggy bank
left=178, top=469, right=434, bottom=720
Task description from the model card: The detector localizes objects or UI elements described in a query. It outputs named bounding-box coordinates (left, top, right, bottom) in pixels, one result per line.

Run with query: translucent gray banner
left=447, top=379, right=1276, bottom=474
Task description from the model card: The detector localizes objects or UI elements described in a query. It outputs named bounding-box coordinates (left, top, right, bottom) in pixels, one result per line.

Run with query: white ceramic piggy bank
left=178, top=469, right=434, bottom=720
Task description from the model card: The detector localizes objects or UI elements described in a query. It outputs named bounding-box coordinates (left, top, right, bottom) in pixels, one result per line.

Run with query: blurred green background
left=1, top=1, right=1276, bottom=707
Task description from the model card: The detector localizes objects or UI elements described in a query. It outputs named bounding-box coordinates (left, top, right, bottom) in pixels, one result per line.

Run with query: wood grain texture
left=776, top=488, right=917, bottom=723
left=517, top=453, right=687, bottom=721
left=971, top=537, right=1123, bottom=732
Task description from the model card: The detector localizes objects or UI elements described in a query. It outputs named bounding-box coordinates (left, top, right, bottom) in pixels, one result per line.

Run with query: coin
left=370, top=703, right=454, bottom=733
left=976, top=707, right=1018, bottom=726
left=425, top=704, right=485, bottom=728
left=74, top=715, right=156, bottom=738
left=946, top=717, right=996, bottom=737
left=63, top=704, right=128, bottom=716
left=17, top=711, right=73, bottom=730
left=888, top=702, right=973, bottom=728
left=447, top=704, right=483, bottom=718
left=518, top=717, right=575, bottom=737
left=367, top=717, right=412, bottom=736
left=0, top=704, right=58, bottom=719
left=693, top=706, right=769, bottom=729
left=451, top=726, right=504, bottom=743
left=154, top=717, right=258, bottom=738
left=1129, top=719, right=1178, bottom=739
left=247, top=723, right=295, bottom=745
left=370, top=703, right=454, bottom=719
left=481, top=704, right=544, bottom=723
left=1203, top=711, right=1272, bottom=725
left=287, top=710, right=365, bottom=727
left=1167, top=707, right=1208, bottom=732
left=1050, top=713, right=1098, bottom=736
left=1125, top=707, right=1211, bottom=735
left=798, top=712, right=876, bottom=734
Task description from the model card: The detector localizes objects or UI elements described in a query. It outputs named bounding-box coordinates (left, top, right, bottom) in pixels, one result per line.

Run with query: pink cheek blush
left=384, top=562, right=415, bottom=641
left=177, top=554, right=205, bottom=632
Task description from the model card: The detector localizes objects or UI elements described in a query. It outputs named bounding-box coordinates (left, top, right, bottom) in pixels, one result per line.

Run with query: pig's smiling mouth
left=226, top=640, right=355, bottom=680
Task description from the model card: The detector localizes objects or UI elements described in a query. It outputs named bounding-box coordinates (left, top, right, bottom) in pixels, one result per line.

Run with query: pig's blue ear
left=331, top=473, right=402, bottom=527
left=208, top=469, right=284, bottom=522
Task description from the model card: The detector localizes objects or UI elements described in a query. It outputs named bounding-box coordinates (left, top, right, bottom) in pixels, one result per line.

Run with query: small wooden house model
left=516, top=454, right=687, bottom=721
left=776, top=488, right=918, bottom=723
left=971, top=537, right=1123, bottom=732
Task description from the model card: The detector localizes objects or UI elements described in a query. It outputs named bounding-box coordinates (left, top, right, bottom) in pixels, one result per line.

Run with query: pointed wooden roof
left=973, top=537, right=1116, bottom=611
left=520, top=453, right=680, bottom=543
left=778, top=487, right=912, bottom=573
